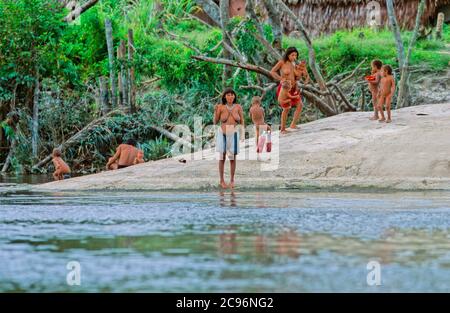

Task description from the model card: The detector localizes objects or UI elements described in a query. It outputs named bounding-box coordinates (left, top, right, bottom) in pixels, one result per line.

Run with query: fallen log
left=32, top=110, right=125, bottom=170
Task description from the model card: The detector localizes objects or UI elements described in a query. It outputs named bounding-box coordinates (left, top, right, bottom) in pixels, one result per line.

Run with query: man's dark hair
left=221, top=88, right=237, bottom=105
left=126, top=138, right=137, bottom=146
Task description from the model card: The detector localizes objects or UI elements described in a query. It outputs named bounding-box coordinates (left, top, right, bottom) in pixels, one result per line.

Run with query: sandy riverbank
left=35, top=103, right=450, bottom=191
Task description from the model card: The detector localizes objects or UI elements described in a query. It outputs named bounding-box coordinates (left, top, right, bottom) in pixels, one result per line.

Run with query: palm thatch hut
left=197, top=0, right=450, bottom=37
left=281, top=0, right=450, bottom=36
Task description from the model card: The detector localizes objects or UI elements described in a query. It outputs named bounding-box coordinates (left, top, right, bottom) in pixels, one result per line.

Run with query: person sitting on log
left=106, top=138, right=139, bottom=170
left=52, top=148, right=71, bottom=180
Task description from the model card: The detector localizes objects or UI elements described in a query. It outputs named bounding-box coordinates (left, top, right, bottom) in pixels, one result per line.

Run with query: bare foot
left=280, top=130, right=288, bottom=135
left=369, top=116, right=378, bottom=121
left=229, top=181, right=235, bottom=189
left=289, top=124, right=299, bottom=129
left=386, top=119, right=392, bottom=123
left=219, top=181, right=228, bottom=189
left=378, top=118, right=386, bottom=123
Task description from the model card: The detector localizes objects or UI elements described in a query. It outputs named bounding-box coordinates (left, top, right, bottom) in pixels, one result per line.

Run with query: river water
left=1, top=181, right=450, bottom=292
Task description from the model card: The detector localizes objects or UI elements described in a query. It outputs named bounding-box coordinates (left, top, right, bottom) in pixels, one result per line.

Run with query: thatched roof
left=283, top=0, right=449, bottom=4
left=280, top=0, right=450, bottom=36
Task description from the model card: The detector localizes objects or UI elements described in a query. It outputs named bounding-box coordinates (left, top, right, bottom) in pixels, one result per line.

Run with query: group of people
left=365, top=59, right=396, bottom=123
left=214, top=47, right=312, bottom=189
left=51, top=138, right=145, bottom=181
left=215, top=47, right=397, bottom=189
left=52, top=47, right=397, bottom=190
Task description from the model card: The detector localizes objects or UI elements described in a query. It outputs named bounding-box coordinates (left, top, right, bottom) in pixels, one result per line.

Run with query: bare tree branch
left=333, top=58, right=367, bottom=85
left=247, top=0, right=281, bottom=60
left=63, top=0, right=99, bottom=22
left=164, top=29, right=202, bottom=54
left=191, top=55, right=275, bottom=79
left=263, top=0, right=283, bottom=51
left=239, top=83, right=277, bottom=99
left=386, top=0, right=406, bottom=69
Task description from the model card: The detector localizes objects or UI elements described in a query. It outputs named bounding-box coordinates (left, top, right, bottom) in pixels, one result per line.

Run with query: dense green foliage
left=0, top=0, right=449, bottom=174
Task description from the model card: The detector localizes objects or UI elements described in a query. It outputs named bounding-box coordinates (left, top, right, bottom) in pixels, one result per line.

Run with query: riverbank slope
left=36, top=102, right=450, bottom=191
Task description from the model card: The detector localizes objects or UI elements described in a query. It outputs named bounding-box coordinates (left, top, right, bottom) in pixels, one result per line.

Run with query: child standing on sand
left=377, top=65, right=396, bottom=123
left=249, top=96, right=271, bottom=160
left=52, top=148, right=71, bottom=181
left=365, top=59, right=383, bottom=120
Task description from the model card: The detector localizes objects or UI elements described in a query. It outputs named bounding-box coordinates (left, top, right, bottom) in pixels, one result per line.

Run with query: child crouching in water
left=52, top=148, right=71, bottom=181
left=249, top=96, right=271, bottom=160
left=377, top=65, right=396, bottom=123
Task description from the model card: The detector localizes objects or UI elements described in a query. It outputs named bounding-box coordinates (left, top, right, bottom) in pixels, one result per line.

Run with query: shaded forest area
left=0, top=0, right=449, bottom=175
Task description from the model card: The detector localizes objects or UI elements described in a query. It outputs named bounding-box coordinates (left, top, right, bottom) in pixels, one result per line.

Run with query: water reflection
left=7, top=227, right=450, bottom=266
left=2, top=190, right=450, bottom=292
left=218, top=191, right=237, bottom=207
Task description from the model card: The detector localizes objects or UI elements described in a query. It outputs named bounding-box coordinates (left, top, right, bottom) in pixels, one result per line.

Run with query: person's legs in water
left=290, top=100, right=303, bottom=129
left=219, top=153, right=228, bottom=189
left=229, top=158, right=236, bottom=189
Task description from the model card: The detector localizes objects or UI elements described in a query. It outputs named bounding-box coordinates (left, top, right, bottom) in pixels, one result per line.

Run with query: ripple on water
left=1, top=190, right=450, bottom=292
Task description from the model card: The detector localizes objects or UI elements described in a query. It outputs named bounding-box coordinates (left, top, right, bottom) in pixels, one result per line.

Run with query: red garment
left=276, top=83, right=302, bottom=109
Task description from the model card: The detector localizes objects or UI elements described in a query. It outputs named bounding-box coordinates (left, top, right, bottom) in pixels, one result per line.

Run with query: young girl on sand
left=377, top=65, right=396, bottom=123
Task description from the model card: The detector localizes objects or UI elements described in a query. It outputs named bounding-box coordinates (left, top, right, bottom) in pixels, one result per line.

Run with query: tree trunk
left=128, top=29, right=136, bottom=113
left=117, top=45, right=123, bottom=107
left=194, top=0, right=221, bottom=27
left=32, top=70, right=40, bottom=159
left=386, top=0, right=406, bottom=70
left=220, top=0, right=233, bottom=87
left=105, top=19, right=117, bottom=109
left=436, top=12, right=444, bottom=40
left=99, top=76, right=110, bottom=115
left=247, top=0, right=281, bottom=60
left=397, top=0, right=426, bottom=108
left=1, top=138, right=15, bottom=173
left=119, top=40, right=129, bottom=110
left=263, top=0, right=283, bottom=52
